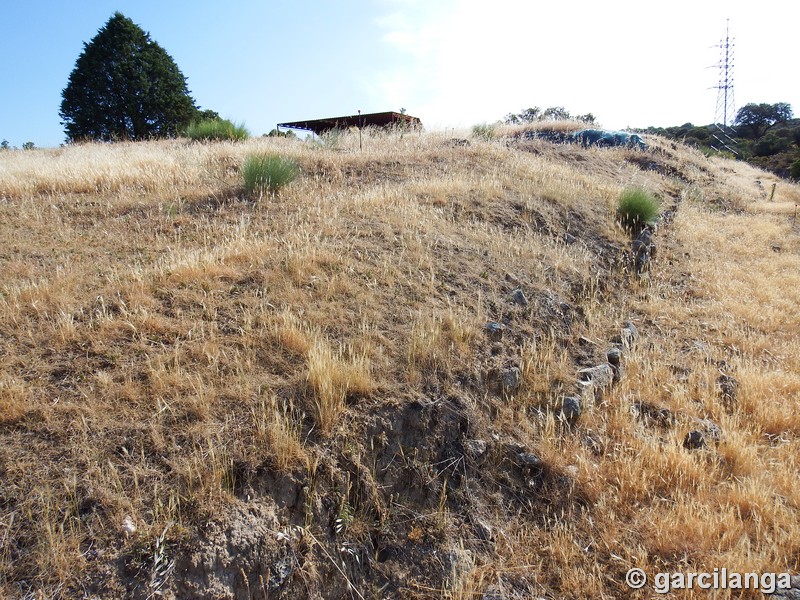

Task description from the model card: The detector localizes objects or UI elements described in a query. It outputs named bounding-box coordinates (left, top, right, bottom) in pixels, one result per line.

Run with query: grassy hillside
left=1, top=127, right=799, bottom=599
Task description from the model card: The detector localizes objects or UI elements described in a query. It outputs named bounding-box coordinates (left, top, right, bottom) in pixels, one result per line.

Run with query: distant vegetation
left=503, top=106, right=597, bottom=126
left=185, top=118, right=250, bottom=141
left=60, top=12, right=199, bottom=142
left=471, top=123, right=496, bottom=140
left=1, top=140, right=36, bottom=151
left=643, top=102, right=800, bottom=180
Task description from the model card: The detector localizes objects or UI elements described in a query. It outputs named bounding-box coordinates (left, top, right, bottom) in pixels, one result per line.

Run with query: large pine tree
left=60, top=12, right=197, bottom=142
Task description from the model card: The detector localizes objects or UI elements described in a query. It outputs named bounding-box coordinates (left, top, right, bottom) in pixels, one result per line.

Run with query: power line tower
left=711, top=19, right=738, bottom=154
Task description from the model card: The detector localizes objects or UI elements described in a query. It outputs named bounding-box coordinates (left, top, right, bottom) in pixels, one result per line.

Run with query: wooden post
left=769, top=183, right=777, bottom=202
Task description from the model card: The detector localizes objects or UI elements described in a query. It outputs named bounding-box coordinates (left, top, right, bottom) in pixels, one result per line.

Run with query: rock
left=632, top=228, right=655, bottom=274
left=464, top=439, right=488, bottom=460
left=510, top=288, right=529, bottom=307
left=516, top=452, right=543, bottom=469
left=606, top=347, right=625, bottom=383
left=684, top=430, right=706, bottom=450
left=482, top=586, right=508, bottom=600
left=697, top=418, right=722, bottom=442
left=582, top=431, right=605, bottom=455
left=606, top=347, right=622, bottom=367
left=563, top=232, right=578, bottom=245
left=502, top=367, right=522, bottom=392
left=268, top=555, right=294, bottom=592
left=484, top=321, right=505, bottom=341
left=631, top=401, right=675, bottom=428
left=122, top=515, right=137, bottom=536
left=771, top=575, right=800, bottom=599
left=578, top=363, right=614, bottom=386
left=559, top=395, right=582, bottom=425
left=717, top=372, right=738, bottom=411
left=578, top=363, right=614, bottom=402
left=684, top=418, right=722, bottom=450
left=614, top=321, right=638, bottom=351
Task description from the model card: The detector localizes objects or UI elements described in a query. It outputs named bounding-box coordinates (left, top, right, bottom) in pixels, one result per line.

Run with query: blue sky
left=1, top=0, right=798, bottom=148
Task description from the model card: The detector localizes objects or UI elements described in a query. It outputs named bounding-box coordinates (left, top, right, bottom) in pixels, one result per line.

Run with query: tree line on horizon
left=642, top=103, right=800, bottom=180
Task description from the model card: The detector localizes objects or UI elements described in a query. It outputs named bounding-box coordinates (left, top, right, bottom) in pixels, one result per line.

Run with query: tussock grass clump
left=471, top=123, right=496, bottom=140
left=242, top=153, right=299, bottom=196
left=307, top=339, right=373, bottom=435
left=185, top=118, right=250, bottom=141
left=617, top=187, right=660, bottom=230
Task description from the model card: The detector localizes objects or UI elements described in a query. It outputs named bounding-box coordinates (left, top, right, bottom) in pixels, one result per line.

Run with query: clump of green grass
left=185, top=118, right=250, bottom=141
left=471, top=123, right=496, bottom=141
left=617, top=188, right=660, bottom=231
left=242, top=153, right=300, bottom=196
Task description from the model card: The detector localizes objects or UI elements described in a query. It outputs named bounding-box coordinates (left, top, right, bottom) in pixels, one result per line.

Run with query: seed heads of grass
left=242, top=153, right=300, bottom=197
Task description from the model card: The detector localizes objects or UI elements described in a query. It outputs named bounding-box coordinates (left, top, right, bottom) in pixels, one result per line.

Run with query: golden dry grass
left=1, top=129, right=798, bottom=599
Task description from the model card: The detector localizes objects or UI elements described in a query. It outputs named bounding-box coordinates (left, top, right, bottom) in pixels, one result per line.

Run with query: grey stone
left=771, top=575, right=800, bottom=599
left=578, top=363, right=614, bottom=386
left=632, top=401, right=675, bottom=428
left=510, top=288, right=529, bottom=307
left=516, top=452, right=543, bottom=469
left=484, top=321, right=505, bottom=341
left=717, top=372, right=738, bottom=410
left=502, top=367, right=522, bottom=392
left=619, top=321, right=638, bottom=351
left=632, top=228, right=655, bottom=274
left=578, top=363, right=615, bottom=403
left=697, top=418, right=722, bottom=442
left=684, top=418, right=722, bottom=450
left=464, top=439, right=488, bottom=460
left=606, top=347, right=622, bottom=367
left=684, top=430, right=706, bottom=450
left=268, top=555, right=294, bottom=592
left=560, top=395, right=582, bottom=425
left=607, top=347, right=625, bottom=383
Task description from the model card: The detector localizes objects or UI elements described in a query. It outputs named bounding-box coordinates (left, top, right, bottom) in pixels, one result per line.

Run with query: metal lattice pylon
left=711, top=19, right=738, bottom=154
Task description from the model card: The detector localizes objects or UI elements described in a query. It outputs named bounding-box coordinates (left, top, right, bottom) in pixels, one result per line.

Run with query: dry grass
left=1, top=129, right=798, bottom=599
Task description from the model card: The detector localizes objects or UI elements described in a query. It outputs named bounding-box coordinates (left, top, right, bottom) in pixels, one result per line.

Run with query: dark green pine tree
left=60, top=12, right=197, bottom=142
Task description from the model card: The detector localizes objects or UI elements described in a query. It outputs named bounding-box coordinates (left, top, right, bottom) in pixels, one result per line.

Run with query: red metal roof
left=277, top=111, right=421, bottom=135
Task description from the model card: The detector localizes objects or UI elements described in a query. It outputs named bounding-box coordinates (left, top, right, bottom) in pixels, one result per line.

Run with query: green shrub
left=471, top=123, right=496, bottom=140
left=790, top=159, right=800, bottom=181
left=617, top=188, right=660, bottom=231
left=185, top=118, right=249, bottom=141
left=242, top=154, right=299, bottom=197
